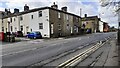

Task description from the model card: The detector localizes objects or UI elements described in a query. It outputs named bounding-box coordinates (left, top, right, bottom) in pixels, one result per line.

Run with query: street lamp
left=117, top=2, right=120, bottom=44
left=118, top=22, right=120, bottom=44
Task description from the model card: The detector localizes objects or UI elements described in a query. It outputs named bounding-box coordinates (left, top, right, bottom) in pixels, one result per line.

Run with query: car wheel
left=27, top=36, right=29, bottom=38
left=34, top=37, right=36, bottom=39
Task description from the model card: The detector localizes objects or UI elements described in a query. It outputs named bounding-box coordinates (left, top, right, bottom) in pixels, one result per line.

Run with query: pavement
left=104, top=38, right=118, bottom=66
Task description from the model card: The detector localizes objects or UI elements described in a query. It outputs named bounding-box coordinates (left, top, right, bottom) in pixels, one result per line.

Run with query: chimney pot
left=14, top=8, right=19, bottom=13
left=24, top=4, right=29, bottom=11
left=61, top=6, right=67, bottom=12
left=85, top=14, right=87, bottom=17
left=51, top=2, right=58, bottom=9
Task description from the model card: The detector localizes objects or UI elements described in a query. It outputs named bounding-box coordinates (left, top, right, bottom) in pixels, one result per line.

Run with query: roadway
left=1, top=32, right=117, bottom=67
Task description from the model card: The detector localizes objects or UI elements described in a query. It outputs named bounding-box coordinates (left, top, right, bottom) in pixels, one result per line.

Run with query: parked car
left=26, top=31, right=42, bottom=39
left=16, top=31, right=23, bottom=37
left=86, top=29, right=92, bottom=34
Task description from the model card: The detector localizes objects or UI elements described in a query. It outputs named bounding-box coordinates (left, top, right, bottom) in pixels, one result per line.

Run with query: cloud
left=98, top=5, right=118, bottom=27
left=0, top=3, right=2, bottom=6
left=0, top=2, right=4, bottom=11
left=0, top=7, right=4, bottom=11
left=1, top=0, right=99, bottom=15
left=0, top=0, right=118, bottom=28
left=0, top=0, right=99, bottom=2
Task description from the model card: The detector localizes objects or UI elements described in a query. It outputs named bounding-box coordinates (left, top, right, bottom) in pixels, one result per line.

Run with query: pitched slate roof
left=2, top=6, right=81, bottom=19
left=82, top=16, right=99, bottom=21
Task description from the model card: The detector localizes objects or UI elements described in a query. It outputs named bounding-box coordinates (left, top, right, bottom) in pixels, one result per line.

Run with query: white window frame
left=20, top=16, right=23, bottom=21
left=58, top=12, right=61, bottom=18
left=38, top=11, right=42, bottom=17
left=51, top=24, right=54, bottom=34
left=66, top=14, right=69, bottom=21
left=14, top=18, right=16, bottom=21
left=39, top=23, right=43, bottom=29
left=10, top=18, right=12, bottom=22
left=31, top=15, right=33, bottom=19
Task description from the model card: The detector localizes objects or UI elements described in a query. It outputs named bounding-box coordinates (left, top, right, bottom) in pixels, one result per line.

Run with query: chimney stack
left=61, top=6, right=67, bottom=12
left=24, top=4, right=29, bottom=11
left=85, top=14, right=87, bottom=17
left=5, top=8, right=11, bottom=15
left=14, top=8, right=19, bottom=14
left=51, top=2, right=58, bottom=9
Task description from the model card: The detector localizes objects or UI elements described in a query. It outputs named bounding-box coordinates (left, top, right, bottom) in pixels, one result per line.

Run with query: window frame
left=39, top=23, right=43, bottom=29
left=2, top=27, right=4, bottom=31
left=31, top=15, right=33, bottom=19
left=58, top=12, right=61, bottom=18
left=10, top=18, right=12, bottom=22
left=20, top=16, right=23, bottom=21
left=66, top=14, right=69, bottom=21
left=11, top=26, right=13, bottom=31
left=14, top=18, right=16, bottom=21
left=20, top=26, right=23, bottom=31
left=38, top=11, right=42, bottom=17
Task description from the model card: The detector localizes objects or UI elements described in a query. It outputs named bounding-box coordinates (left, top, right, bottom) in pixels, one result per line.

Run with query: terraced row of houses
left=0, top=3, right=108, bottom=38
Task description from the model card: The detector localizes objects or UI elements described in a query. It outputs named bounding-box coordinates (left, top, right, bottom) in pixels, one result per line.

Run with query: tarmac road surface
left=2, top=32, right=117, bottom=66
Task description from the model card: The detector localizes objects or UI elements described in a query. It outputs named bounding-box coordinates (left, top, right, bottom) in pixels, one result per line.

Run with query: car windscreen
left=35, top=32, right=41, bottom=35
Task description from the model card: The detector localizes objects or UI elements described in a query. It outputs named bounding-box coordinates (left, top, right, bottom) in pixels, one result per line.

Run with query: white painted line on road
left=57, top=41, right=108, bottom=67
left=78, top=46, right=82, bottom=49
left=105, top=38, right=108, bottom=40
left=86, top=44, right=89, bottom=46
left=52, top=44, right=58, bottom=46
left=0, top=48, right=37, bottom=57
left=65, top=39, right=71, bottom=41
left=63, top=42, right=66, bottom=44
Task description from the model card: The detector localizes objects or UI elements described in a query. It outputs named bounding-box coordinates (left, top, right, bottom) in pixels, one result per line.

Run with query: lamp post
left=118, top=2, right=120, bottom=45
left=80, top=8, right=82, bottom=17
left=118, top=19, right=120, bottom=45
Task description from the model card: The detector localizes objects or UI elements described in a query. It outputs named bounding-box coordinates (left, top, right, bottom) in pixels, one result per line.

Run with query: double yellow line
left=57, top=41, right=107, bottom=68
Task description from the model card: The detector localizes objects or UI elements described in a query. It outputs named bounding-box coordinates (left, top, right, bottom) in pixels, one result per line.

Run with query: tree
left=99, top=0, right=120, bottom=44
left=99, top=0, right=120, bottom=13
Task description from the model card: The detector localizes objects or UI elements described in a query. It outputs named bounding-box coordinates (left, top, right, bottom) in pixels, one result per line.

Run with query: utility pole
left=117, top=2, right=120, bottom=45
left=118, top=3, right=120, bottom=65
left=118, top=10, right=120, bottom=45
left=80, top=8, right=82, bottom=17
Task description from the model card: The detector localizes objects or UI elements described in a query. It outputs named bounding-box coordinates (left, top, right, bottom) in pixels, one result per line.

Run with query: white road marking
left=0, top=48, right=37, bottom=57
left=52, top=44, right=57, bottom=46
left=63, top=42, right=66, bottom=44
left=78, top=46, right=83, bottom=49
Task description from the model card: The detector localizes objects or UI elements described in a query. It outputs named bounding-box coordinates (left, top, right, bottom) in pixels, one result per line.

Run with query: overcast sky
left=0, top=0, right=118, bottom=28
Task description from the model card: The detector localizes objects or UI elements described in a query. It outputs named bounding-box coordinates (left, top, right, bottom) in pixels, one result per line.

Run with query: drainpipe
left=8, top=21, right=10, bottom=32
left=18, top=16, right=20, bottom=31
